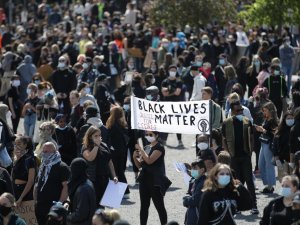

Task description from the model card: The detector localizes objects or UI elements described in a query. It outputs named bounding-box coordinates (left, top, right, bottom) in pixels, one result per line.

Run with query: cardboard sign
left=131, top=96, right=211, bottom=134
left=16, top=200, right=38, bottom=225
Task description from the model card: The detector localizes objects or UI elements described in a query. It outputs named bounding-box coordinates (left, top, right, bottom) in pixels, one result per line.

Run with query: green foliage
left=147, top=0, right=237, bottom=29
left=239, top=0, right=300, bottom=28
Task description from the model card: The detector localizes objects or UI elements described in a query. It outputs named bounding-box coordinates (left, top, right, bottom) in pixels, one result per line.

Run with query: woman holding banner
left=133, top=130, right=171, bottom=225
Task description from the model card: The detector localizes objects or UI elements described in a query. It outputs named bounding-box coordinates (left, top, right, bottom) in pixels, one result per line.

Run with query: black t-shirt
left=7, top=87, right=21, bottom=110
left=12, top=153, right=36, bottom=181
left=84, top=143, right=111, bottom=182
left=36, top=162, right=70, bottom=206
left=233, top=118, right=247, bottom=157
left=161, top=78, right=182, bottom=102
left=24, top=97, right=40, bottom=116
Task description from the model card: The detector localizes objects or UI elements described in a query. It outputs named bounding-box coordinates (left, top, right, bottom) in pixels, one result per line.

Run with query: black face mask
left=0, top=205, right=12, bottom=217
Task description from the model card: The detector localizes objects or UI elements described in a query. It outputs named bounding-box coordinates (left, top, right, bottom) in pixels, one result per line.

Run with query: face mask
left=219, top=59, right=225, bottom=65
left=196, top=61, right=203, bottom=67
left=218, top=175, right=231, bottom=186
left=254, top=61, right=260, bottom=67
left=197, top=142, right=209, bottom=150
left=285, top=41, right=291, bottom=46
left=26, top=88, right=31, bottom=95
left=279, top=187, right=292, bottom=197
left=123, top=104, right=130, bottom=111
left=169, top=71, right=176, bottom=77
left=146, top=95, right=153, bottom=101
left=34, top=80, right=41, bottom=85
left=12, top=80, right=21, bottom=87
left=151, top=78, right=156, bottom=84
left=41, top=152, right=55, bottom=161
left=128, top=64, right=134, bottom=70
left=191, top=169, right=200, bottom=179
left=202, top=39, right=208, bottom=44
left=286, top=119, right=295, bottom=127
left=84, top=87, right=90, bottom=94
left=57, top=62, right=65, bottom=69
left=57, top=126, right=67, bottom=131
left=274, top=70, right=280, bottom=76
left=173, top=42, right=178, bottom=47
left=163, top=43, right=169, bottom=48
left=6, top=110, right=12, bottom=120
left=235, top=115, right=244, bottom=121
left=151, top=67, right=157, bottom=72
left=82, top=63, right=89, bottom=69
left=145, top=135, right=156, bottom=143
left=0, top=205, right=12, bottom=217
left=213, top=40, right=219, bottom=46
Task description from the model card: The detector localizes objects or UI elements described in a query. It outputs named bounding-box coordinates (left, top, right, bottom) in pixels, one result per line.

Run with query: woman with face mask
left=260, top=175, right=299, bottom=225
left=133, top=130, right=171, bottom=225
left=7, top=75, right=22, bottom=133
left=0, top=192, right=26, bottom=225
left=11, top=136, right=36, bottom=206
left=273, top=111, right=295, bottom=181
left=77, top=82, right=99, bottom=112
left=198, top=163, right=252, bottom=225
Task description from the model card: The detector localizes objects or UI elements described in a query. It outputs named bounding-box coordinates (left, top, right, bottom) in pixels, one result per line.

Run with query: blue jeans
left=258, top=142, right=276, bottom=186
left=282, top=65, right=292, bottom=92
left=24, top=113, right=36, bottom=137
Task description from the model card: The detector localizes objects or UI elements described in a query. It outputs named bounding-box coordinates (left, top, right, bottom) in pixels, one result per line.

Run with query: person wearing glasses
left=222, top=100, right=259, bottom=214
left=133, top=130, right=171, bottom=225
left=197, top=163, right=252, bottom=225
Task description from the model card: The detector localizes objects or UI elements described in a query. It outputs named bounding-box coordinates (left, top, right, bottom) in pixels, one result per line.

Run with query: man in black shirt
left=222, top=101, right=259, bottom=214
left=34, top=142, right=70, bottom=225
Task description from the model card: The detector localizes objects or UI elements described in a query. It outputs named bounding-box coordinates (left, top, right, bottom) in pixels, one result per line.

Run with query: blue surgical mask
left=191, top=169, right=200, bottom=179
left=218, top=175, right=231, bottom=186
left=274, top=70, right=280, bottom=76
left=146, top=95, right=153, bottom=101
left=123, top=104, right=130, bottom=111
left=235, top=115, right=244, bottom=121
left=196, top=61, right=203, bottom=67
left=286, top=119, right=295, bottom=127
left=280, top=187, right=292, bottom=197
left=26, top=88, right=31, bottom=95
left=219, top=59, right=225, bottom=65
left=84, top=87, right=90, bottom=94
left=254, top=61, right=260, bottom=67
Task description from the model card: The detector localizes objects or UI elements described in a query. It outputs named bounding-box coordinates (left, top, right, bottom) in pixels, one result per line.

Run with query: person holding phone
left=133, top=130, right=171, bottom=225
left=82, top=126, right=118, bottom=206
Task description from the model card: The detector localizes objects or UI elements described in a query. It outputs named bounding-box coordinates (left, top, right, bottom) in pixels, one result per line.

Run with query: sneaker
left=250, top=208, right=259, bottom=215
left=177, top=141, right=184, bottom=149
left=123, top=194, right=130, bottom=199
left=261, top=187, right=274, bottom=194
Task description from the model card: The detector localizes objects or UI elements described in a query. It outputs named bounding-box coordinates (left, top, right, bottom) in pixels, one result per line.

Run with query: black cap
left=48, top=203, right=68, bottom=219
left=113, top=220, right=131, bottom=225
left=97, top=73, right=108, bottom=81
left=85, top=106, right=98, bottom=118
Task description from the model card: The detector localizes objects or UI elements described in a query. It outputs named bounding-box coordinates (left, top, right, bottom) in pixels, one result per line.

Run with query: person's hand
left=248, top=96, right=254, bottom=102
left=135, top=144, right=141, bottom=151
left=255, top=125, right=264, bottom=133
left=133, top=150, right=140, bottom=158
left=113, top=177, right=118, bottom=183
left=63, top=202, right=69, bottom=210
left=11, top=112, right=16, bottom=119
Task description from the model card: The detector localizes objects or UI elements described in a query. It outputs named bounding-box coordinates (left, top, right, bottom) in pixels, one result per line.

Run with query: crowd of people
left=1, top=0, right=300, bottom=225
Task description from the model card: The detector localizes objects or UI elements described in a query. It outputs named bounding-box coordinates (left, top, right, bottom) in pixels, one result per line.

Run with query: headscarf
left=37, top=150, right=61, bottom=191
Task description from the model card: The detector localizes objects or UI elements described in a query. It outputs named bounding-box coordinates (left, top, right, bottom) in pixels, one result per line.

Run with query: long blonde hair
left=224, top=65, right=237, bottom=80
left=82, top=126, right=101, bottom=150
left=106, top=106, right=128, bottom=129
left=202, top=163, right=236, bottom=192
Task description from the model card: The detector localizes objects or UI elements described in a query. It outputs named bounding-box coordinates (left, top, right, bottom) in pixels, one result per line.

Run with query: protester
left=0, top=192, right=26, bottom=225
left=260, top=175, right=299, bottom=225
left=133, top=130, right=171, bottom=225
left=46, top=202, right=68, bottom=225
left=34, top=142, right=70, bottom=225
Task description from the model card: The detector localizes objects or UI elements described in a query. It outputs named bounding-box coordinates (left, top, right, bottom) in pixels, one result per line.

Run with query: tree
left=146, top=0, right=237, bottom=30
left=239, top=0, right=300, bottom=31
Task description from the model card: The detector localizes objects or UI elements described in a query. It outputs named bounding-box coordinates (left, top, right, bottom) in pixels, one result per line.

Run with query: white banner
left=130, top=96, right=210, bottom=134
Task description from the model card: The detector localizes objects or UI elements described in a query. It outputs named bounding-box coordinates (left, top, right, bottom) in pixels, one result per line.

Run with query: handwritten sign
left=130, top=96, right=210, bottom=134
left=16, top=200, right=38, bottom=225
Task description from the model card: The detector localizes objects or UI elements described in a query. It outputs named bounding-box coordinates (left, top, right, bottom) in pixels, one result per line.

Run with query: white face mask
left=197, top=142, right=209, bottom=150
left=145, top=135, right=156, bottom=143
left=169, top=71, right=176, bottom=77
left=12, top=80, right=21, bottom=87
left=151, top=78, right=156, bottom=84
left=57, top=62, right=65, bottom=69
